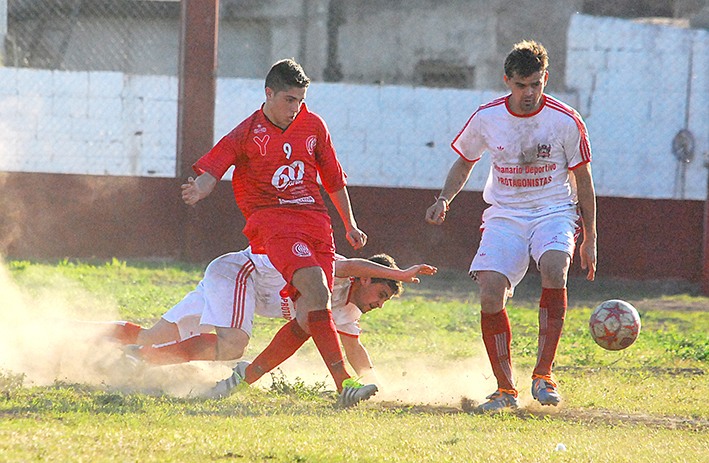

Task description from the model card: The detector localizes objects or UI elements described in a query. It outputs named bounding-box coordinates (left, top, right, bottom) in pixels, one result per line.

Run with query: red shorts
left=266, top=234, right=336, bottom=290
left=245, top=208, right=336, bottom=289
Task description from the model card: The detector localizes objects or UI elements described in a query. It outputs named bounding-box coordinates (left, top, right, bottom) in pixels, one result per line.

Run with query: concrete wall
left=5, top=0, right=580, bottom=91
left=0, top=68, right=178, bottom=177
left=567, top=14, right=709, bottom=200
left=337, top=0, right=581, bottom=91
left=2, top=15, right=708, bottom=199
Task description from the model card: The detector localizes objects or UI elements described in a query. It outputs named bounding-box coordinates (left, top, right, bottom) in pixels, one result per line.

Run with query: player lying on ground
left=105, top=247, right=436, bottom=405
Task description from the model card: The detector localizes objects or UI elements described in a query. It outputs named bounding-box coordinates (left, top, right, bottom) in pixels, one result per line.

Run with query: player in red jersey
left=426, top=41, right=597, bottom=412
left=181, top=59, right=376, bottom=407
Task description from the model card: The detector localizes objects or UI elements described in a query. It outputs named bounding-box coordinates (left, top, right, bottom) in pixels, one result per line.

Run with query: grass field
left=1, top=259, right=708, bottom=462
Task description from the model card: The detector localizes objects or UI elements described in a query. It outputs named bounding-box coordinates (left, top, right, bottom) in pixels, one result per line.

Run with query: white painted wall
left=0, top=14, right=707, bottom=200
left=0, top=68, right=177, bottom=176
left=567, top=14, right=709, bottom=200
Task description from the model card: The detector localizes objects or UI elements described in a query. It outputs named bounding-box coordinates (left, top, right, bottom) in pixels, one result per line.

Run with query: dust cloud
left=0, top=259, right=505, bottom=406
left=0, top=260, right=230, bottom=397
left=244, top=352, right=500, bottom=408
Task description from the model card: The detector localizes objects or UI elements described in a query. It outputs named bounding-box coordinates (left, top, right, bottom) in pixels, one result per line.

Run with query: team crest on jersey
left=254, top=135, right=270, bottom=156
left=292, top=241, right=312, bottom=258
left=537, top=143, right=552, bottom=158
left=306, top=135, right=317, bottom=156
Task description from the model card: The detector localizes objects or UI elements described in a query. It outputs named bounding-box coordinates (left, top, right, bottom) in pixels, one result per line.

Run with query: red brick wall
left=0, top=172, right=703, bottom=282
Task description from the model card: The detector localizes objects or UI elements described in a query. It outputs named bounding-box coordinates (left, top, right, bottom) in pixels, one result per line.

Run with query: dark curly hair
left=504, top=40, right=548, bottom=79
left=367, top=254, right=403, bottom=297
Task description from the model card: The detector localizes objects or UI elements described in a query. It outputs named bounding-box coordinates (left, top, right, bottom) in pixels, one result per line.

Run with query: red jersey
left=193, top=103, right=347, bottom=221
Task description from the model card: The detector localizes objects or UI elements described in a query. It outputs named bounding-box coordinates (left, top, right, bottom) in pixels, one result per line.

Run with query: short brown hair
left=504, top=40, right=548, bottom=78
left=265, top=59, right=310, bottom=93
left=367, top=254, right=403, bottom=297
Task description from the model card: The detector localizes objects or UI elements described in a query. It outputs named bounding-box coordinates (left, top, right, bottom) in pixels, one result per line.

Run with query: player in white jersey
left=425, top=40, right=597, bottom=412
left=106, top=248, right=435, bottom=400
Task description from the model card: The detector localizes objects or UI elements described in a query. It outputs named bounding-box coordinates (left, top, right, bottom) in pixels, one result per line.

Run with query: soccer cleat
left=120, top=344, right=147, bottom=375
left=123, top=344, right=145, bottom=370
left=204, top=361, right=250, bottom=399
left=338, top=378, right=378, bottom=408
left=531, top=375, right=561, bottom=406
left=477, top=389, right=519, bottom=412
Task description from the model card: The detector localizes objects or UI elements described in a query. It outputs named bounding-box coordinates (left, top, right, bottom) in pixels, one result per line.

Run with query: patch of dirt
left=377, top=399, right=709, bottom=431
left=555, top=365, right=706, bottom=376
left=527, top=408, right=709, bottom=431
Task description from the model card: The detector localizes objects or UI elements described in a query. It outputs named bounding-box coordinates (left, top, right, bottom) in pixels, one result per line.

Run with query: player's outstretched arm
left=425, top=156, right=476, bottom=225
left=181, top=172, right=218, bottom=205
left=335, top=258, right=437, bottom=283
left=340, top=334, right=382, bottom=386
left=572, top=163, right=597, bottom=281
left=328, top=186, right=367, bottom=249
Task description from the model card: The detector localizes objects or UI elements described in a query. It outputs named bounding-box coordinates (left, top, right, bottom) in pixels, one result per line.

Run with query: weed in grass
left=268, top=369, right=330, bottom=400
left=0, top=369, right=25, bottom=397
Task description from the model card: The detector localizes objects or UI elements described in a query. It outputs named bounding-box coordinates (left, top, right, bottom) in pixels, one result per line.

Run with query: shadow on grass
left=377, top=396, right=709, bottom=431
left=403, top=267, right=705, bottom=309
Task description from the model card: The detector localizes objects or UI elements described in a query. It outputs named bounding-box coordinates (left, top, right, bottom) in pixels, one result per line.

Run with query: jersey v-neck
left=260, top=103, right=306, bottom=134
left=505, top=94, right=546, bottom=118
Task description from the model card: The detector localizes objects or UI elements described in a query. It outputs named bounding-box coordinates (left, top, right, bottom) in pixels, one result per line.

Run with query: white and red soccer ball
left=589, top=299, right=641, bottom=351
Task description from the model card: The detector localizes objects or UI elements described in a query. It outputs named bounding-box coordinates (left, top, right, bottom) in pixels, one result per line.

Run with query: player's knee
left=539, top=263, right=569, bottom=288
left=476, top=272, right=509, bottom=312
left=538, top=251, right=570, bottom=287
left=216, top=341, right=247, bottom=361
left=301, top=284, right=330, bottom=308
left=215, top=328, right=249, bottom=361
left=292, top=266, right=330, bottom=309
left=479, top=289, right=506, bottom=313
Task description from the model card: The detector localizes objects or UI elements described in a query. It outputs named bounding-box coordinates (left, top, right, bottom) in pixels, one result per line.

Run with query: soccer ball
left=589, top=299, right=641, bottom=351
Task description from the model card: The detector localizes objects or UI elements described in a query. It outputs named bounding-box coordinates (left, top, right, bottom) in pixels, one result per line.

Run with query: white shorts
left=470, top=204, right=580, bottom=291
left=162, top=249, right=363, bottom=339
left=163, top=249, right=280, bottom=338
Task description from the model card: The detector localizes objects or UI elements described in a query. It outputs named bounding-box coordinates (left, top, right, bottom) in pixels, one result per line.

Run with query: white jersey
left=162, top=248, right=363, bottom=340
left=452, top=94, right=591, bottom=211
left=254, top=263, right=362, bottom=337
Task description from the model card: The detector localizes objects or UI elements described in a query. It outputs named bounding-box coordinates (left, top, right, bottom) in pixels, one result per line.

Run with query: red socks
left=481, top=309, right=515, bottom=392
left=110, top=321, right=143, bottom=345
left=244, top=319, right=311, bottom=384
left=481, top=288, right=567, bottom=390
left=308, top=309, right=350, bottom=392
left=533, top=288, right=567, bottom=377
left=245, top=311, right=350, bottom=391
left=138, top=333, right=218, bottom=365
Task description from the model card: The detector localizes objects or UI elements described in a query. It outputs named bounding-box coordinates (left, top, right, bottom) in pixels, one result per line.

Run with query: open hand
left=400, top=264, right=437, bottom=283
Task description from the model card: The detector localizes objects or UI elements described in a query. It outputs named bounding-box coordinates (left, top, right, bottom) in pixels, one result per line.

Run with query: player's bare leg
left=538, top=250, right=570, bottom=289
left=532, top=250, right=571, bottom=406
left=215, top=327, right=250, bottom=361
left=291, top=266, right=331, bottom=334
left=475, top=270, right=518, bottom=412
left=477, top=271, right=511, bottom=316
left=126, top=327, right=251, bottom=366
left=135, top=319, right=180, bottom=346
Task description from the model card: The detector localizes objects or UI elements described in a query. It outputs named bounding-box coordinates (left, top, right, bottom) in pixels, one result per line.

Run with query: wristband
left=436, top=196, right=450, bottom=211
